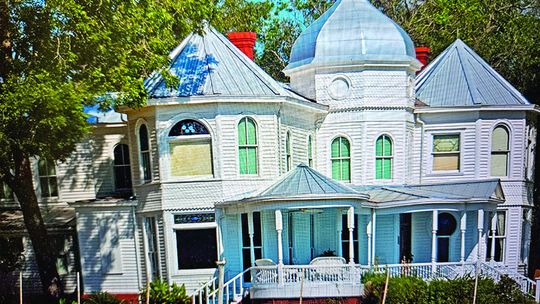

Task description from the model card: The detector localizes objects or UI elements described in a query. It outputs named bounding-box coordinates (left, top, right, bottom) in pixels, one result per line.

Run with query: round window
left=328, top=77, right=350, bottom=100
left=437, top=213, right=457, bottom=236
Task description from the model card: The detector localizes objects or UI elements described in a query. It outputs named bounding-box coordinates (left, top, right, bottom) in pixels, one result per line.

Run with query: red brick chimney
left=227, top=32, right=257, bottom=60
left=416, top=46, right=431, bottom=72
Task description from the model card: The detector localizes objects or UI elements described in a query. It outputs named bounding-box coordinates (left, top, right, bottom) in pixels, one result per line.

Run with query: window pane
left=238, top=119, right=246, bottom=146
left=383, top=159, right=392, bottom=179
left=492, top=126, right=509, bottom=151
left=139, top=125, right=149, bottom=151
left=40, top=178, right=50, bottom=197
left=49, top=177, right=58, bottom=197
left=47, top=160, right=56, bottom=176
left=247, top=147, right=257, bottom=174
left=142, top=152, right=152, bottom=181
left=341, top=138, right=350, bottom=157
left=383, top=136, right=392, bottom=156
left=246, top=119, right=257, bottom=145
left=239, top=148, right=247, bottom=175
left=114, top=145, right=130, bottom=166
left=433, top=135, right=460, bottom=152
left=332, top=160, right=341, bottom=180
left=433, top=154, right=459, bottom=171
left=376, top=137, right=383, bottom=156
left=491, top=153, right=508, bottom=176
left=38, top=159, right=47, bottom=176
left=341, top=159, right=350, bottom=181
left=176, top=229, right=217, bottom=269
left=375, top=158, right=382, bottom=179
left=115, top=166, right=132, bottom=189
left=170, top=141, right=212, bottom=176
left=331, top=138, right=340, bottom=158
left=253, top=212, right=262, bottom=246
left=497, top=212, right=506, bottom=236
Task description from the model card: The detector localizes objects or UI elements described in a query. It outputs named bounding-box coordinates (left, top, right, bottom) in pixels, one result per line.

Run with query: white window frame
left=489, top=124, right=511, bottom=178
left=136, top=121, right=153, bottom=184
left=38, top=159, right=59, bottom=199
left=428, top=131, right=463, bottom=175
left=172, top=219, right=218, bottom=275
left=237, top=116, right=260, bottom=177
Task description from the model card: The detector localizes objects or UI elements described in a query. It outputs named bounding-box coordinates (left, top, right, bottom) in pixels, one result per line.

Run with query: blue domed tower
left=285, top=0, right=420, bottom=107
left=287, top=0, right=422, bottom=185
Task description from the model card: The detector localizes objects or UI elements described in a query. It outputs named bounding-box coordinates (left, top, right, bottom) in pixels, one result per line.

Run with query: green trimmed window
left=491, top=126, right=510, bottom=177
left=375, top=135, right=393, bottom=179
left=331, top=137, right=351, bottom=181
left=286, top=132, right=292, bottom=171
left=38, top=159, right=58, bottom=197
left=238, top=117, right=258, bottom=175
left=432, top=134, right=460, bottom=171
left=308, top=136, right=313, bottom=167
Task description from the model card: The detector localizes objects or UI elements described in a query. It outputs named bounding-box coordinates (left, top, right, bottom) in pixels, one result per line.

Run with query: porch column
left=367, top=211, right=373, bottom=267
left=477, top=209, right=484, bottom=262
left=372, top=209, right=377, bottom=264
left=460, top=211, right=467, bottom=263
left=336, top=212, right=343, bottom=257
left=489, top=212, right=497, bottom=263
left=431, top=210, right=438, bottom=271
left=275, top=210, right=284, bottom=286
left=347, top=207, right=355, bottom=264
left=248, top=212, right=256, bottom=267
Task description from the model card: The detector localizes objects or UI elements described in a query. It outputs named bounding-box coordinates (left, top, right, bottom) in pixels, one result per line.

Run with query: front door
left=288, top=212, right=313, bottom=265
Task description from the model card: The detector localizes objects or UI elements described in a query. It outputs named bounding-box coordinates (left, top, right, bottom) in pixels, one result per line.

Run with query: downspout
left=277, top=104, right=284, bottom=175
left=416, top=113, right=425, bottom=184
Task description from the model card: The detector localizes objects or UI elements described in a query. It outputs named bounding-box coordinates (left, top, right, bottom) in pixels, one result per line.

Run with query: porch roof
left=0, top=205, right=75, bottom=234
left=218, top=164, right=369, bottom=206
left=354, top=179, right=505, bottom=204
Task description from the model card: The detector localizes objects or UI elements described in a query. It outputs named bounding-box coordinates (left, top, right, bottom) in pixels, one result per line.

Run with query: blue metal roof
left=144, top=26, right=292, bottom=98
left=416, top=39, right=529, bottom=107
left=353, top=179, right=504, bottom=203
left=285, top=0, right=417, bottom=71
left=242, top=164, right=369, bottom=202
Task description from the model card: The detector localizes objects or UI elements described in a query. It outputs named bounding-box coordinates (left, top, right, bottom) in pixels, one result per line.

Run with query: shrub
left=84, top=292, right=125, bottom=304
left=361, top=273, right=536, bottom=304
left=140, top=279, right=190, bottom=304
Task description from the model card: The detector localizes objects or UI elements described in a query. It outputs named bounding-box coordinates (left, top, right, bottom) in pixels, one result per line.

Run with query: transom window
left=138, top=125, right=152, bottom=182
left=168, top=120, right=213, bottom=177
left=375, top=135, right=393, bottom=179
left=286, top=132, right=292, bottom=171
left=331, top=137, right=351, bottom=182
left=38, top=159, right=58, bottom=198
left=432, top=134, right=460, bottom=172
left=113, top=144, right=132, bottom=191
left=238, top=117, right=258, bottom=175
left=491, top=126, right=510, bottom=177
left=308, top=136, right=313, bottom=167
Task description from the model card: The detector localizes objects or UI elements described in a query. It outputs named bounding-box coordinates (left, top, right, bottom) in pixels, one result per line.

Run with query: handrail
left=189, top=276, right=217, bottom=304
left=207, top=268, right=251, bottom=304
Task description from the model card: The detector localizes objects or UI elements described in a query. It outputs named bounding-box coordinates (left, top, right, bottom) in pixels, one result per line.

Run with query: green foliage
left=83, top=292, right=125, bottom=304
left=0, top=237, right=24, bottom=273
left=140, top=279, right=190, bottom=304
left=361, top=273, right=536, bottom=304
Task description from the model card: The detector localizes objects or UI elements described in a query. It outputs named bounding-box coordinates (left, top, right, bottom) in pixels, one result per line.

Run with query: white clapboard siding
left=91, top=124, right=130, bottom=197
left=56, top=139, right=96, bottom=202
left=76, top=206, right=140, bottom=294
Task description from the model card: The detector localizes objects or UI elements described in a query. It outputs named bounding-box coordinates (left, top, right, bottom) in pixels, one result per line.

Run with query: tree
left=0, top=0, right=216, bottom=298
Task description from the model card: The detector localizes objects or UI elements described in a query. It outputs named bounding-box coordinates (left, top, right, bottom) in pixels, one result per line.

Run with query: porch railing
left=189, top=262, right=537, bottom=304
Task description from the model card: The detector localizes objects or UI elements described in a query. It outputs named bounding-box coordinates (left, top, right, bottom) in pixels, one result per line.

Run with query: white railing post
left=217, top=260, right=226, bottom=304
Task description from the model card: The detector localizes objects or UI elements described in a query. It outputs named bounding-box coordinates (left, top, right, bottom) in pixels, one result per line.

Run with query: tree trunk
left=9, top=155, right=62, bottom=299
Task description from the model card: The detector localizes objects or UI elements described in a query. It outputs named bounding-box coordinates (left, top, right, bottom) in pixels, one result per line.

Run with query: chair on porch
left=309, top=257, right=348, bottom=282
left=253, top=259, right=278, bottom=285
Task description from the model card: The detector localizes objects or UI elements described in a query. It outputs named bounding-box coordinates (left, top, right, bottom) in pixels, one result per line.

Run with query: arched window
left=168, top=119, right=213, bottom=177
left=286, top=132, right=292, bottom=171
left=375, top=135, right=393, bottom=180
left=308, top=136, right=313, bottom=167
left=491, top=126, right=510, bottom=177
left=331, top=137, right=351, bottom=182
left=238, top=117, right=258, bottom=175
left=437, top=213, right=457, bottom=262
left=139, top=125, right=152, bottom=182
left=113, top=144, right=132, bottom=191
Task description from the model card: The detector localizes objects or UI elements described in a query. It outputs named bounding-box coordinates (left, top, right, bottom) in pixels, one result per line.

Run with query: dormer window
left=168, top=120, right=213, bottom=177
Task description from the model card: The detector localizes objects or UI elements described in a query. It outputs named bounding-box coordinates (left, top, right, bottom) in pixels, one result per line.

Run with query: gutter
left=414, top=105, right=540, bottom=114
